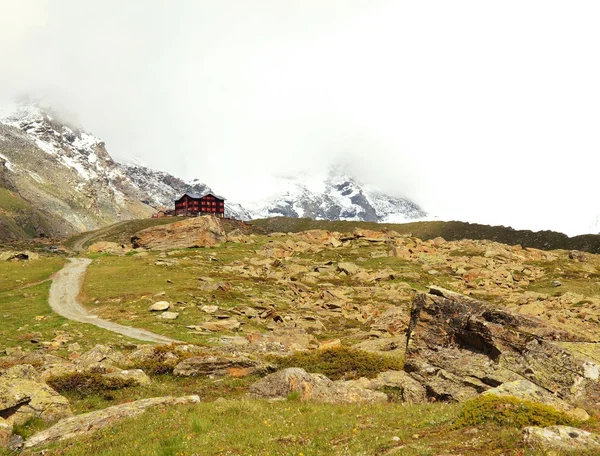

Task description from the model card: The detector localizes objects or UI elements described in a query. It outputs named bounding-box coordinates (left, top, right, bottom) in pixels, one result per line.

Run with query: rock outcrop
left=405, top=287, right=600, bottom=413
left=23, top=395, right=200, bottom=449
left=523, top=426, right=600, bottom=452
left=0, top=376, right=72, bottom=426
left=249, top=368, right=388, bottom=404
left=173, top=355, right=268, bottom=378
left=131, top=216, right=225, bottom=250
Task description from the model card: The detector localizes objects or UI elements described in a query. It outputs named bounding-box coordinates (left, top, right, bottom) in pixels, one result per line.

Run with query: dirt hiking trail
left=49, top=258, right=177, bottom=344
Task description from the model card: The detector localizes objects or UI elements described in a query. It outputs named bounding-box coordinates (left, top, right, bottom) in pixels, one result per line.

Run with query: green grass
left=79, top=243, right=274, bottom=344
left=61, top=374, right=260, bottom=415
left=19, top=400, right=528, bottom=456
left=0, top=257, right=141, bottom=353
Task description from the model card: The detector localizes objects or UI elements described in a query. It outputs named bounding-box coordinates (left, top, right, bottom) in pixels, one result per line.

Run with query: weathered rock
left=337, top=262, right=359, bottom=276
left=0, top=251, right=40, bottom=261
left=352, top=336, right=406, bottom=358
left=484, top=379, right=589, bottom=421
left=199, top=319, right=241, bottom=332
left=346, top=370, right=427, bottom=403
left=127, top=346, right=179, bottom=368
left=200, top=305, right=219, bottom=313
left=261, top=327, right=319, bottom=352
left=249, top=368, right=388, bottom=404
left=0, top=377, right=72, bottom=426
left=131, top=216, right=225, bottom=250
left=523, top=426, right=600, bottom=452
left=1, top=364, right=38, bottom=381
left=87, top=242, right=130, bottom=255
left=173, top=355, right=266, bottom=377
left=76, top=345, right=127, bottom=372
left=405, top=287, right=599, bottom=410
left=149, top=301, right=170, bottom=311
left=104, top=369, right=151, bottom=386
left=159, top=311, right=179, bottom=320
left=23, top=395, right=201, bottom=449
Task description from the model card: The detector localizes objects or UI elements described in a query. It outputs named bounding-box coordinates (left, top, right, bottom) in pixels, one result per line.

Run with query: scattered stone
left=149, top=301, right=170, bottom=311
left=249, top=368, right=388, bottom=404
left=76, top=345, right=128, bottom=372
left=104, top=369, right=151, bottom=386
left=523, top=426, right=600, bottom=452
left=128, top=346, right=179, bottom=368
left=23, top=395, right=201, bottom=449
left=337, top=262, right=359, bottom=276
left=199, top=319, right=241, bottom=332
left=201, top=305, right=219, bottom=313
left=552, top=280, right=563, bottom=287
left=159, top=311, right=179, bottom=320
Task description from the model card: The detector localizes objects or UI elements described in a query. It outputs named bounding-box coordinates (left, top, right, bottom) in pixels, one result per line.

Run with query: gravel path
left=49, top=258, right=177, bottom=344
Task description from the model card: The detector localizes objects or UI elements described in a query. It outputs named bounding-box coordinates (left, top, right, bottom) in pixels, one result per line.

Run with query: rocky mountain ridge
left=0, top=101, right=427, bottom=239
left=242, top=168, right=426, bottom=223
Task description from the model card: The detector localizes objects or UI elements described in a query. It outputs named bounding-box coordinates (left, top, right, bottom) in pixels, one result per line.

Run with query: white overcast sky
left=1, top=1, right=599, bottom=235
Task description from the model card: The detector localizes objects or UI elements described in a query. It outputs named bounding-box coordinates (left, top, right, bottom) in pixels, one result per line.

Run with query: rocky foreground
left=2, top=216, right=600, bottom=453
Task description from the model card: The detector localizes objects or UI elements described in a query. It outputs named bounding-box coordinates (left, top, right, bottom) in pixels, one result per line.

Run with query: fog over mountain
left=1, top=1, right=600, bottom=235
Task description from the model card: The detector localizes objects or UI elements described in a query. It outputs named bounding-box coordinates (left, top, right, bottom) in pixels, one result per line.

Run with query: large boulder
left=0, top=377, right=72, bottom=426
left=131, top=216, right=225, bottom=250
left=0, top=250, right=40, bottom=261
left=76, top=345, right=128, bottom=373
left=24, top=395, right=200, bottom=449
left=484, top=379, right=589, bottom=421
left=103, top=369, right=151, bottom=386
left=249, top=368, right=387, bottom=404
left=87, top=242, right=130, bottom=255
left=348, top=371, right=427, bottom=404
left=523, top=426, right=600, bottom=452
left=405, top=287, right=600, bottom=412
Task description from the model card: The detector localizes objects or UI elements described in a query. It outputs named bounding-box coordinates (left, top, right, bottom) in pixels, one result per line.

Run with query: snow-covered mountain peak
left=244, top=166, right=427, bottom=223
left=0, top=100, right=112, bottom=181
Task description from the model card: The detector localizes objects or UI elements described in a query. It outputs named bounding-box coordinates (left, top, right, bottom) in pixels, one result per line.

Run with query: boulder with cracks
left=405, top=287, right=600, bottom=413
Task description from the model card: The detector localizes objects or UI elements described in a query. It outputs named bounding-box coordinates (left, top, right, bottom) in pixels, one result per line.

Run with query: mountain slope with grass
left=0, top=103, right=155, bottom=238
left=2, top=216, right=600, bottom=454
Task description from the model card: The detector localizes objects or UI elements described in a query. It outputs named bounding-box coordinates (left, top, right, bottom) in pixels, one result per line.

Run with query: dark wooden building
left=174, top=192, right=225, bottom=217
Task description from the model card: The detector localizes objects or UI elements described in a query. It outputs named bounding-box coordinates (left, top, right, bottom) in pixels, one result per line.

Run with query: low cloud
left=1, top=1, right=599, bottom=235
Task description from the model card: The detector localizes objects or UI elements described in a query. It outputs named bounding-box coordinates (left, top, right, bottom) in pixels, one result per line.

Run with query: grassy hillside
left=251, top=217, right=600, bottom=253
left=0, top=187, right=62, bottom=240
left=3, top=226, right=600, bottom=454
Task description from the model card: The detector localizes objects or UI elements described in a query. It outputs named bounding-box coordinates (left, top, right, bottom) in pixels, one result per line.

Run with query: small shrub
left=286, top=391, right=301, bottom=402
left=47, top=372, right=137, bottom=395
left=455, top=394, right=576, bottom=428
left=12, top=417, right=46, bottom=439
left=267, top=347, right=404, bottom=380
